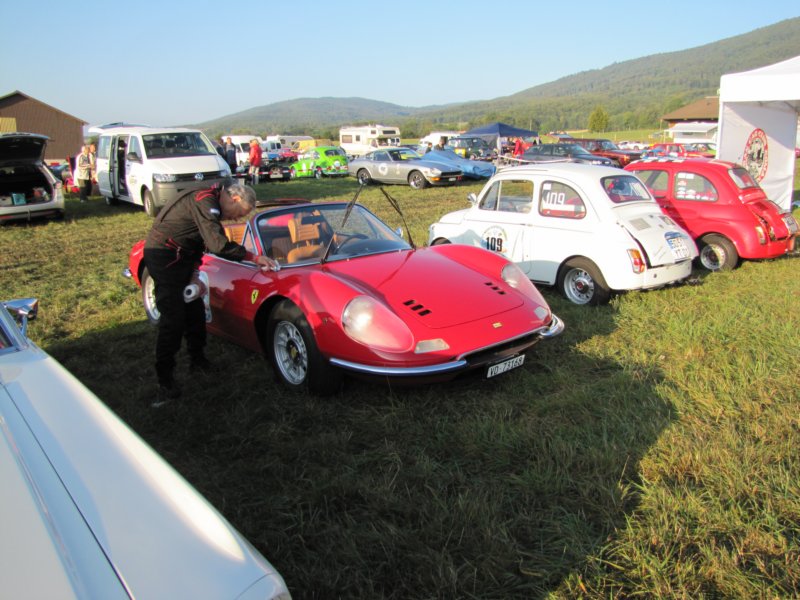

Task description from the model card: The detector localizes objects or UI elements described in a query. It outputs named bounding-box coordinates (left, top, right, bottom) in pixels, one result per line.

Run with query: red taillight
left=627, top=249, right=646, bottom=274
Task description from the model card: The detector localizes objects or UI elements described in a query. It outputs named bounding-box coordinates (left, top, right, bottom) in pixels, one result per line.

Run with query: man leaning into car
left=143, top=181, right=276, bottom=404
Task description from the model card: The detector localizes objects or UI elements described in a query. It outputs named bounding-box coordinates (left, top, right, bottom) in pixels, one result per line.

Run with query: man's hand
left=254, top=255, right=280, bottom=272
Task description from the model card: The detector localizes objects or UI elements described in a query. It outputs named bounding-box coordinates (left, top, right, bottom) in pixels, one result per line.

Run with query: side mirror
left=3, top=298, right=38, bottom=337
left=126, top=151, right=141, bottom=162
left=467, top=192, right=478, bottom=206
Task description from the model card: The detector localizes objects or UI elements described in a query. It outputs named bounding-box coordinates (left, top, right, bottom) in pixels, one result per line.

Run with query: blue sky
left=1, top=1, right=797, bottom=127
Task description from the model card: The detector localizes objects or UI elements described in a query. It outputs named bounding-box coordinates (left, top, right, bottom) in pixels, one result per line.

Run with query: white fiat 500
left=429, top=163, right=697, bottom=305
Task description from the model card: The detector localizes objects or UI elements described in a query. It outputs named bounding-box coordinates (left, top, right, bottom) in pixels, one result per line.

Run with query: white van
left=93, top=125, right=231, bottom=216
left=339, top=124, right=401, bottom=157
left=224, top=134, right=263, bottom=167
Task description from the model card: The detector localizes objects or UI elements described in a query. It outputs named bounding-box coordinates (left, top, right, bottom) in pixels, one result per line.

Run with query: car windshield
left=601, top=175, right=653, bottom=204
left=256, top=203, right=411, bottom=267
left=387, top=148, right=421, bottom=161
left=597, top=140, right=620, bottom=150
left=558, top=144, right=593, bottom=156
left=143, top=133, right=215, bottom=158
left=728, top=167, right=760, bottom=190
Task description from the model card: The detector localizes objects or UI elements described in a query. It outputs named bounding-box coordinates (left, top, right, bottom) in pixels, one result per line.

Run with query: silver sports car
left=348, top=147, right=462, bottom=189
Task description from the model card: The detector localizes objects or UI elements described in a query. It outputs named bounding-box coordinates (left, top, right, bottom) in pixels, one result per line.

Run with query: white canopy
left=717, top=55, right=800, bottom=211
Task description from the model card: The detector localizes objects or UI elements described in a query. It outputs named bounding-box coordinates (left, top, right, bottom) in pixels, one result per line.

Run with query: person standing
left=247, top=139, right=262, bottom=186
left=224, top=137, right=237, bottom=173
left=76, top=145, right=92, bottom=202
left=143, top=181, right=277, bottom=404
left=434, top=136, right=448, bottom=151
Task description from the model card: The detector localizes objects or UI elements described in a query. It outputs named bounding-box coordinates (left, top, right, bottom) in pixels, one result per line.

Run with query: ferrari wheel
left=698, top=234, right=738, bottom=271
left=408, top=171, right=427, bottom=190
left=266, top=300, right=342, bottom=395
left=140, top=268, right=160, bottom=324
left=558, top=258, right=611, bottom=305
left=357, top=169, right=372, bottom=185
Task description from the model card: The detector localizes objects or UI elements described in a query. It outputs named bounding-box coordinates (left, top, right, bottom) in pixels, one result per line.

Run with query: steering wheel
left=334, top=232, right=369, bottom=249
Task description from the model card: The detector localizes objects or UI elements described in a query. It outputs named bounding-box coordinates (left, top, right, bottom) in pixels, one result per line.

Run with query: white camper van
left=93, top=125, right=231, bottom=216
left=339, top=124, right=401, bottom=157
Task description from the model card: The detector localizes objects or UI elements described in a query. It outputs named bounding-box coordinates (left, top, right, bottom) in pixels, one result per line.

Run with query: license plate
left=486, top=354, right=525, bottom=378
left=270, top=172, right=283, bottom=178
left=784, top=215, right=799, bottom=233
left=667, top=236, right=691, bottom=259
left=448, top=177, right=456, bottom=181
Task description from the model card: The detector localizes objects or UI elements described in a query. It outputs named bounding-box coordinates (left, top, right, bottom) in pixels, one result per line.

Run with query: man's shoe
left=190, top=356, right=219, bottom=374
left=153, top=380, right=182, bottom=407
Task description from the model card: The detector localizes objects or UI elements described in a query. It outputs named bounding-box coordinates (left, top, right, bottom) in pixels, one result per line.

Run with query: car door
left=125, top=135, right=146, bottom=204
left=370, top=150, right=397, bottom=183
left=95, top=135, right=113, bottom=198
left=465, top=178, right=535, bottom=269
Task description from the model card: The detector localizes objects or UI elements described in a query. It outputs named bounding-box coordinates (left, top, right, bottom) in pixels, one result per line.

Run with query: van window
left=341, top=135, right=353, bottom=144
left=97, top=136, right=111, bottom=160
left=128, top=136, right=143, bottom=160
left=539, top=181, right=586, bottom=219
left=143, top=133, right=214, bottom=158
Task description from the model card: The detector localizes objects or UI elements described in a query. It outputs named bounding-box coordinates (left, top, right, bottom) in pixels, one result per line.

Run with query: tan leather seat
left=286, top=217, right=323, bottom=263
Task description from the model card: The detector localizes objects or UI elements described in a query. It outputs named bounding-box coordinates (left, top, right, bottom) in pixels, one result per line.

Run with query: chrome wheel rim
left=564, top=268, right=594, bottom=304
left=144, top=275, right=160, bottom=322
left=700, top=244, right=724, bottom=270
left=274, top=321, right=308, bottom=385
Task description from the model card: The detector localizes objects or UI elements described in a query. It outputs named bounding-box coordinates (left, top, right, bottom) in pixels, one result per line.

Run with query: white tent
left=717, top=55, right=800, bottom=211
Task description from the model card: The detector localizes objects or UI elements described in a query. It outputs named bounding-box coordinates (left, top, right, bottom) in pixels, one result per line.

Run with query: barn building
left=0, top=90, right=86, bottom=161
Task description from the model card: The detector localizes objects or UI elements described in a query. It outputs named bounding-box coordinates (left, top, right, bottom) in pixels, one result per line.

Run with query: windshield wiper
left=321, top=184, right=364, bottom=263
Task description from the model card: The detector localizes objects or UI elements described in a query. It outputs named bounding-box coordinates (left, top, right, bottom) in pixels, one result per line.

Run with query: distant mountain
left=196, top=17, right=800, bottom=137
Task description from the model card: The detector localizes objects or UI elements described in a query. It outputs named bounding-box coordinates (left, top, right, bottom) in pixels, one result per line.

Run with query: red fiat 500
left=626, top=157, right=798, bottom=270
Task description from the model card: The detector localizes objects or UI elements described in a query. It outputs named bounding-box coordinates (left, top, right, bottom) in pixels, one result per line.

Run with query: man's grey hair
left=224, top=182, right=257, bottom=210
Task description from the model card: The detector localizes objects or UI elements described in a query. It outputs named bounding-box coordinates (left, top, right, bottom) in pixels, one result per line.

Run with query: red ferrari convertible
left=127, top=199, right=564, bottom=394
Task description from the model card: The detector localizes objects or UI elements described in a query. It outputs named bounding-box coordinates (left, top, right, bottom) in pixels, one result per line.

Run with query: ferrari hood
left=328, top=249, right=525, bottom=329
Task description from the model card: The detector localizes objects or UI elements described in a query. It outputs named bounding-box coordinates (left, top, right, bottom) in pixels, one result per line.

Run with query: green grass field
left=1, top=165, right=799, bottom=598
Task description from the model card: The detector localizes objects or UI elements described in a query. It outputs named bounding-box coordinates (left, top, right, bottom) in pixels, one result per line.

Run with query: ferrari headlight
left=342, top=296, right=414, bottom=352
left=153, top=173, right=177, bottom=183
left=501, top=263, right=545, bottom=304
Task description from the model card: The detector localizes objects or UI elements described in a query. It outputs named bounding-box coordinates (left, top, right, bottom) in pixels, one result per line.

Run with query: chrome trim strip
left=329, top=357, right=468, bottom=377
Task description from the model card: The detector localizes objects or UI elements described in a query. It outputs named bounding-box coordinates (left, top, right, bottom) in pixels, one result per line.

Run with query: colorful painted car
left=429, top=163, right=698, bottom=305
left=289, top=146, right=348, bottom=179
left=348, top=147, right=462, bottom=189
left=127, top=200, right=563, bottom=394
left=0, top=298, right=290, bottom=599
left=626, top=157, right=798, bottom=270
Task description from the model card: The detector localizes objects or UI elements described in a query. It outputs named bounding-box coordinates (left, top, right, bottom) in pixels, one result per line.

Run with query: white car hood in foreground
left=0, top=343, right=288, bottom=599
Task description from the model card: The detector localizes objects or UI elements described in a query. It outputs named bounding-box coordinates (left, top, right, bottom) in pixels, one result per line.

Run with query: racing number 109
left=485, top=236, right=503, bottom=252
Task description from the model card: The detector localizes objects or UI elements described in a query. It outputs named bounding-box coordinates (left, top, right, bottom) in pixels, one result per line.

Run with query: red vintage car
left=127, top=200, right=563, bottom=394
left=644, top=143, right=716, bottom=159
left=626, top=157, right=798, bottom=270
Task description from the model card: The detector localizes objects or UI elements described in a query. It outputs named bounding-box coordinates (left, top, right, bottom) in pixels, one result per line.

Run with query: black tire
left=357, top=169, right=372, bottom=185
left=266, top=300, right=342, bottom=395
left=430, top=237, right=451, bottom=246
left=140, top=268, right=160, bottom=325
left=314, top=168, right=323, bottom=179
left=408, top=170, right=427, bottom=190
left=697, top=234, right=738, bottom=271
left=557, top=257, right=611, bottom=305
left=105, top=195, right=119, bottom=206
left=143, top=189, right=158, bottom=217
